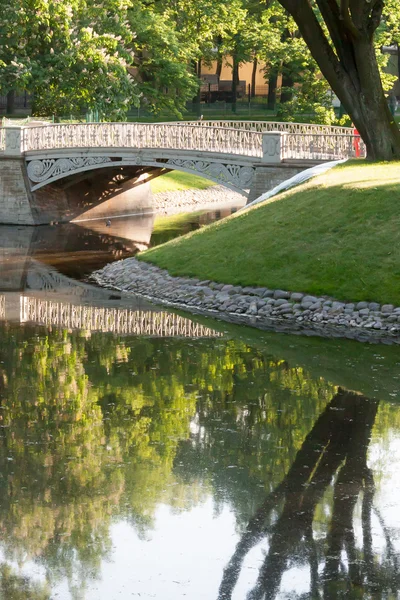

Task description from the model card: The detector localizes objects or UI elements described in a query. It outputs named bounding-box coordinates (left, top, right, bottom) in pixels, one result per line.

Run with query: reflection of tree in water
left=5, top=324, right=397, bottom=599
left=0, top=564, right=51, bottom=600
left=218, top=389, right=400, bottom=600
left=0, top=325, right=337, bottom=597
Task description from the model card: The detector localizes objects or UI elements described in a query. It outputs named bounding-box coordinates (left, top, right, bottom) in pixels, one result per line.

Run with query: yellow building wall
left=201, top=58, right=267, bottom=87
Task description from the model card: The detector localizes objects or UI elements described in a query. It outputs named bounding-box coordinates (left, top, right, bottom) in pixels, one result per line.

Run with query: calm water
left=1, top=213, right=400, bottom=599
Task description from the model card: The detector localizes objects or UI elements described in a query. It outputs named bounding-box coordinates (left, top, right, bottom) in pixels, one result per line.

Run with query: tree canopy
left=1, top=0, right=399, bottom=157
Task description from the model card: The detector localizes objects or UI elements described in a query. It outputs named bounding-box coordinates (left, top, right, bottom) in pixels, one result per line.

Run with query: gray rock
left=301, top=301, right=314, bottom=309
left=381, top=304, right=394, bottom=313
left=221, top=284, right=234, bottom=293
left=331, top=302, right=345, bottom=311
left=369, top=302, right=380, bottom=311
left=248, top=301, right=258, bottom=315
left=302, top=295, right=318, bottom=304
left=274, top=290, right=291, bottom=300
left=262, top=289, right=274, bottom=298
left=279, top=306, right=294, bottom=315
left=310, top=302, right=322, bottom=311
left=275, top=298, right=290, bottom=307
left=229, top=286, right=243, bottom=295
left=356, top=301, right=368, bottom=310
left=359, top=308, right=370, bottom=316
left=255, top=289, right=267, bottom=297
left=387, top=315, right=398, bottom=322
left=215, top=293, right=230, bottom=303
left=290, top=292, right=304, bottom=302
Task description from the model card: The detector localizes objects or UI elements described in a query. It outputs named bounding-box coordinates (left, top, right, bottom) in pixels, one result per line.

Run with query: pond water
left=1, top=211, right=400, bottom=599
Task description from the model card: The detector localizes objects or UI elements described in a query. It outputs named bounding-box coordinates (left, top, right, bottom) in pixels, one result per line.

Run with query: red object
left=353, top=126, right=361, bottom=158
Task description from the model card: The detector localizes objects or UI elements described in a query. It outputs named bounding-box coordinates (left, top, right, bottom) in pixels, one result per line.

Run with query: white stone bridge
left=0, top=120, right=364, bottom=225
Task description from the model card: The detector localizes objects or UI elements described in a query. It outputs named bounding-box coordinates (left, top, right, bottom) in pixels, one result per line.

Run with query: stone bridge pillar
left=248, top=132, right=304, bottom=204
left=4, top=127, right=23, bottom=157
left=0, top=127, right=35, bottom=225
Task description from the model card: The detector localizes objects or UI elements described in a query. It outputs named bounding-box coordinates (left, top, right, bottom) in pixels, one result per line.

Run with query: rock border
left=91, top=257, right=400, bottom=345
left=153, top=185, right=245, bottom=214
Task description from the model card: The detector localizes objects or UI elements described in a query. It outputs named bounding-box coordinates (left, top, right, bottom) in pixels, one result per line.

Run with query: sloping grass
left=150, top=171, right=214, bottom=193
left=140, top=161, right=400, bottom=305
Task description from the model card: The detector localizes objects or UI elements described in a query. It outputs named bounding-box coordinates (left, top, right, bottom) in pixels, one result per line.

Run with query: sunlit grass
left=150, top=171, right=215, bottom=193
left=140, top=160, right=400, bottom=305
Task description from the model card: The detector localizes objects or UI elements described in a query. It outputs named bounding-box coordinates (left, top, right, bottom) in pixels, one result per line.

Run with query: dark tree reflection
left=219, top=389, right=399, bottom=600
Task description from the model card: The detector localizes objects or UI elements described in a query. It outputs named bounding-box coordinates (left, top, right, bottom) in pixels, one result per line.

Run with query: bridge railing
left=22, top=122, right=264, bottom=158
left=19, top=296, right=223, bottom=337
left=168, top=120, right=353, bottom=136
left=3, top=122, right=367, bottom=162
left=282, top=133, right=366, bottom=160
left=0, top=127, right=5, bottom=152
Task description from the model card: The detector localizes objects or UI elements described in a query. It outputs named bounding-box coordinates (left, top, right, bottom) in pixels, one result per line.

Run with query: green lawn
left=140, top=161, right=400, bottom=305
left=150, top=171, right=214, bottom=193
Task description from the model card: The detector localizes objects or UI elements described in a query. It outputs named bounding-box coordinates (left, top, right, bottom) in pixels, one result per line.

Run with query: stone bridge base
left=247, top=165, right=307, bottom=204
left=0, top=158, right=35, bottom=225
left=0, top=161, right=155, bottom=225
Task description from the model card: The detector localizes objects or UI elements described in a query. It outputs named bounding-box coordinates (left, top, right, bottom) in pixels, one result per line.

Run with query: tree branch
left=340, top=0, right=361, bottom=38
left=369, top=0, right=384, bottom=36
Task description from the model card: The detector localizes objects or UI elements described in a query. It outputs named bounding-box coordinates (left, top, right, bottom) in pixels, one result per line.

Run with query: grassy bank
left=140, top=161, right=400, bottom=305
left=150, top=171, right=214, bottom=194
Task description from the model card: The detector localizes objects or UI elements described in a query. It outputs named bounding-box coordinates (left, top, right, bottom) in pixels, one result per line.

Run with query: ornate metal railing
left=1, top=121, right=366, bottom=162
left=19, top=296, right=222, bottom=337
left=22, top=123, right=264, bottom=158
left=282, top=133, right=366, bottom=160
left=173, top=120, right=353, bottom=136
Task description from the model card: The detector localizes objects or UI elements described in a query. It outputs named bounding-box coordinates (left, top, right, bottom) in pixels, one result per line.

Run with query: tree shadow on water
left=218, top=388, right=400, bottom=600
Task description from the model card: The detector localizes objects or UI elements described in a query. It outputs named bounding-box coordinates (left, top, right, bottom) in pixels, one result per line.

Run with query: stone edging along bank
left=91, top=257, right=400, bottom=344
left=153, top=185, right=245, bottom=214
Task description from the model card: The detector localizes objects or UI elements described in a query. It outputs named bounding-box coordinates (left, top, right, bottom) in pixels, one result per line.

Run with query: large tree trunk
left=6, top=91, right=15, bottom=115
left=251, top=57, right=258, bottom=98
left=192, top=59, right=202, bottom=117
left=231, top=56, right=239, bottom=114
left=216, top=58, right=223, bottom=79
left=267, top=71, right=278, bottom=111
left=280, top=68, right=294, bottom=104
left=277, top=0, right=400, bottom=160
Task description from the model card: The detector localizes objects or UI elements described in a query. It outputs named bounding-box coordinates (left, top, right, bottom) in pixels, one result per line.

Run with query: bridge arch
left=26, top=150, right=255, bottom=196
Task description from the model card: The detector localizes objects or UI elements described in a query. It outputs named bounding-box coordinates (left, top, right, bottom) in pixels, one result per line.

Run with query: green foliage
left=0, top=0, right=138, bottom=118
left=127, top=1, right=198, bottom=117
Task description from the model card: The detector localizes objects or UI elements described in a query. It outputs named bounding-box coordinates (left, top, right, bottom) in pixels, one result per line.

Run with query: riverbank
left=143, top=161, right=400, bottom=306
left=91, top=257, right=400, bottom=344
left=153, top=184, right=245, bottom=214
left=91, top=160, right=400, bottom=343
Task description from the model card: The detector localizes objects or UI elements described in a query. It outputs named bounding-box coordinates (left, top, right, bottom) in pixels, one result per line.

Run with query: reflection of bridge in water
left=0, top=228, right=223, bottom=338
left=0, top=296, right=4, bottom=320
left=0, top=294, right=221, bottom=338
left=19, top=296, right=221, bottom=337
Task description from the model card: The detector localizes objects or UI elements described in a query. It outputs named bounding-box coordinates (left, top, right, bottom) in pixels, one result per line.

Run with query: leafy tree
left=275, top=0, right=400, bottom=159
left=127, top=0, right=198, bottom=117
left=0, top=0, right=137, bottom=118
